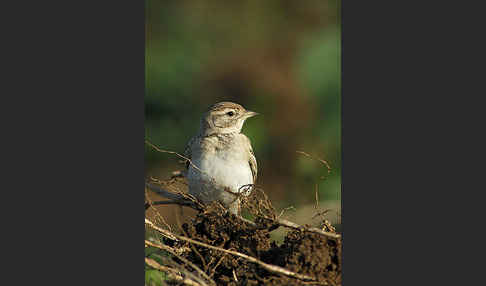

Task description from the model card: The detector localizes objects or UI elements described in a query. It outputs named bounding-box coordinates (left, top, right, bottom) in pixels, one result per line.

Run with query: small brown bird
left=148, top=102, right=258, bottom=215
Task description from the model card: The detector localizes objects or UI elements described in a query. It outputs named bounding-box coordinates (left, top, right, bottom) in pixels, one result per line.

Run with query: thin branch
left=208, top=252, right=227, bottom=278
left=148, top=200, right=198, bottom=207
left=145, top=140, right=203, bottom=174
left=145, top=188, right=172, bottom=231
left=145, top=218, right=179, bottom=241
left=145, top=257, right=205, bottom=286
left=296, top=151, right=332, bottom=177
left=276, top=218, right=341, bottom=239
left=180, top=216, right=209, bottom=273
left=145, top=240, right=216, bottom=286
left=156, top=252, right=210, bottom=286
left=145, top=182, right=187, bottom=202
left=312, top=209, right=331, bottom=220
left=277, top=206, right=296, bottom=219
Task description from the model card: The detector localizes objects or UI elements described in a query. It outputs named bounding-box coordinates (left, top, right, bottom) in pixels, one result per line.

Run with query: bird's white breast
left=187, top=135, right=253, bottom=205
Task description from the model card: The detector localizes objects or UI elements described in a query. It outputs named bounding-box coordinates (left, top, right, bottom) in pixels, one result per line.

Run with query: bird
left=147, top=102, right=258, bottom=215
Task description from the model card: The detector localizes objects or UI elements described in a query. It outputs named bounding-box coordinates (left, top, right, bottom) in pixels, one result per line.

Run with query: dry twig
left=277, top=218, right=341, bottom=239
left=295, top=151, right=332, bottom=178
left=278, top=206, right=296, bottom=219
left=145, top=258, right=205, bottom=286
left=145, top=140, right=203, bottom=173
left=208, top=252, right=227, bottom=278
left=145, top=218, right=178, bottom=241
left=145, top=240, right=216, bottom=286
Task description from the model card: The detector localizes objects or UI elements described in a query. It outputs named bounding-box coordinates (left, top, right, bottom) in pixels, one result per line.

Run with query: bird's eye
left=226, top=111, right=235, bottom=116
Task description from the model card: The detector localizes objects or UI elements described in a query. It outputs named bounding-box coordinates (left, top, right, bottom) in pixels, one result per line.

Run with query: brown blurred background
left=145, top=0, right=341, bottom=232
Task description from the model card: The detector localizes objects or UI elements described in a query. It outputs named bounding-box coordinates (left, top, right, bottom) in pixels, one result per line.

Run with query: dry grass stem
left=145, top=140, right=203, bottom=174
left=145, top=218, right=178, bottom=241
left=277, top=218, right=341, bottom=239
left=145, top=188, right=172, bottom=231
left=296, top=151, right=332, bottom=178
left=208, top=253, right=227, bottom=278
left=145, top=258, right=205, bottom=286
left=145, top=240, right=216, bottom=286
left=278, top=206, right=296, bottom=219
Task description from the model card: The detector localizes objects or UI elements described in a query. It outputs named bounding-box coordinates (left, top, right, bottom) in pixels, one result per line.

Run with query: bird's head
left=200, top=102, right=258, bottom=135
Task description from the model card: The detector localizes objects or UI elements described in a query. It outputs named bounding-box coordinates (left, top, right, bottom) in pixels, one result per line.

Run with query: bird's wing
left=249, top=146, right=258, bottom=183
left=244, top=135, right=258, bottom=183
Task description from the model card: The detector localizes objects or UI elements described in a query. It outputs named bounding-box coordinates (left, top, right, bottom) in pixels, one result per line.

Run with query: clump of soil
left=146, top=178, right=341, bottom=286
left=167, top=202, right=341, bottom=286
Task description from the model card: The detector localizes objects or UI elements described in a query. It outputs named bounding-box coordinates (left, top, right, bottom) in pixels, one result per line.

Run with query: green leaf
left=145, top=246, right=159, bottom=257
left=145, top=269, right=167, bottom=286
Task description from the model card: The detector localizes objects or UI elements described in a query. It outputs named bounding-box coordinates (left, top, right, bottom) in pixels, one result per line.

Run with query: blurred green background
left=145, top=0, right=341, bottom=228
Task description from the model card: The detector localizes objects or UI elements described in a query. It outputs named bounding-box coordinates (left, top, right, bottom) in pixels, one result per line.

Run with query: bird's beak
left=245, top=111, right=259, bottom=118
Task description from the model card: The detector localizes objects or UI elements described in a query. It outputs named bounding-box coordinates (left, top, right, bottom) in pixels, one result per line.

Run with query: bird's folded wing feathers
left=249, top=148, right=257, bottom=183
left=244, top=136, right=258, bottom=183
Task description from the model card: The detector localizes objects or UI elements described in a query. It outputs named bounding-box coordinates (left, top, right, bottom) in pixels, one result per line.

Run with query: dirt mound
left=168, top=204, right=341, bottom=286
left=146, top=178, right=341, bottom=286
